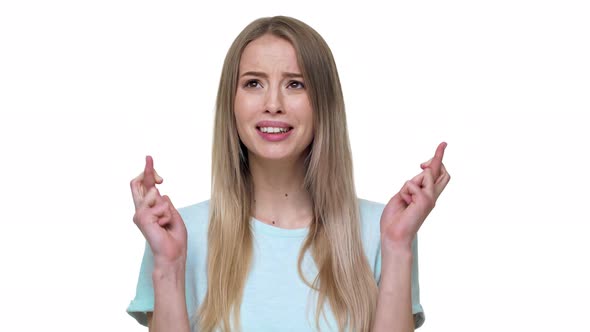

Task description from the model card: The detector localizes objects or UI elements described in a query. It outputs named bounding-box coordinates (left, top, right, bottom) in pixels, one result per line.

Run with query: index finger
left=143, top=155, right=156, bottom=190
left=429, top=142, right=447, bottom=179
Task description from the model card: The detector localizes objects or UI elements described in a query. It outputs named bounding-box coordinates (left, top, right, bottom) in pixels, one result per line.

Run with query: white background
left=1, top=0, right=588, bottom=331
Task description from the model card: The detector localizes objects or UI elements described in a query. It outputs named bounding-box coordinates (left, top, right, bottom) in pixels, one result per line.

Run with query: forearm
left=373, top=247, right=414, bottom=332
left=151, top=262, right=190, bottom=332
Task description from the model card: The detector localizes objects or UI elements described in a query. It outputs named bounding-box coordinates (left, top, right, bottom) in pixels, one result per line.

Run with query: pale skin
left=131, top=34, right=450, bottom=331
left=374, top=142, right=450, bottom=332
left=234, top=34, right=315, bottom=229
left=130, top=156, right=189, bottom=332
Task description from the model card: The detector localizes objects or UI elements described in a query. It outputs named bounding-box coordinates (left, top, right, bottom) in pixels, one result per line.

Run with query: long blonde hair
left=197, top=16, right=378, bottom=332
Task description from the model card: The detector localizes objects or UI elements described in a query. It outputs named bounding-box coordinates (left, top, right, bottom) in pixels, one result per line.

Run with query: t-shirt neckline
left=250, top=216, right=309, bottom=238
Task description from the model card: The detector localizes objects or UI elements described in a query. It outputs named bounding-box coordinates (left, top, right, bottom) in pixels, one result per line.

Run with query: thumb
left=162, top=195, right=187, bottom=243
left=163, top=195, right=183, bottom=226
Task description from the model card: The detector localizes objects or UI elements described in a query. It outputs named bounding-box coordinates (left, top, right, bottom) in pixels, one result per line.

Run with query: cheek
left=296, top=100, right=314, bottom=130
left=293, top=102, right=314, bottom=142
left=233, top=93, right=244, bottom=118
left=287, top=97, right=313, bottom=117
left=233, top=103, right=247, bottom=141
left=234, top=94, right=251, bottom=127
left=234, top=93, right=261, bottom=119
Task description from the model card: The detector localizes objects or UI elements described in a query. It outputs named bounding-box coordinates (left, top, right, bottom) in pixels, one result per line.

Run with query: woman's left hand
left=380, top=142, right=451, bottom=252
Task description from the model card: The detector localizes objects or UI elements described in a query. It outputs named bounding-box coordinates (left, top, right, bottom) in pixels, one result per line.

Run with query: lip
left=255, top=120, right=294, bottom=142
left=256, top=127, right=293, bottom=142
left=255, top=120, right=293, bottom=129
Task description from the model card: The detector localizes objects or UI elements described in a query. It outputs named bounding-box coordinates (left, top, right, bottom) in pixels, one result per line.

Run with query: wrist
left=152, top=258, right=186, bottom=283
left=153, top=253, right=186, bottom=270
left=379, top=248, right=413, bottom=294
left=380, top=240, right=413, bottom=271
left=381, top=235, right=413, bottom=255
left=381, top=247, right=413, bottom=265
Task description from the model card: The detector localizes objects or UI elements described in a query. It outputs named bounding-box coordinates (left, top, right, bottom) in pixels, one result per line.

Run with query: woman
left=127, top=16, right=450, bottom=332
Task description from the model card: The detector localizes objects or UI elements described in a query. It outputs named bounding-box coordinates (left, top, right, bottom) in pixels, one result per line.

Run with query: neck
left=248, top=152, right=313, bottom=229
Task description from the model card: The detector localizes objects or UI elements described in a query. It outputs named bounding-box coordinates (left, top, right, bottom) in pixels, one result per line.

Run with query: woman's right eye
left=244, top=80, right=261, bottom=88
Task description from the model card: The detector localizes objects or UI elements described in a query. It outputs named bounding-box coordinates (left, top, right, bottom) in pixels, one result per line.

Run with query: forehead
left=239, top=34, right=301, bottom=73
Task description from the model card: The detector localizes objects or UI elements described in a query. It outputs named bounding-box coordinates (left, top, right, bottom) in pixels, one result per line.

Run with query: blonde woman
left=127, top=16, right=450, bottom=332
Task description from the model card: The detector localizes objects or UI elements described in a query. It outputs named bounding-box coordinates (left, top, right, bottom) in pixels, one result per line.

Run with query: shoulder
left=356, top=198, right=385, bottom=276
left=357, top=197, right=385, bottom=242
left=177, top=199, right=210, bottom=220
left=177, top=200, right=211, bottom=267
left=358, top=197, right=385, bottom=226
left=177, top=199, right=210, bottom=234
left=358, top=198, right=385, bottom=236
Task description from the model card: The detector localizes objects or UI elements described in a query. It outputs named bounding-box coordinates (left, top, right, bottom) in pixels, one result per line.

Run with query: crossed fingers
left=405, top=142, right=451, bottom=203
left=130, top=156, right=163, bottom=210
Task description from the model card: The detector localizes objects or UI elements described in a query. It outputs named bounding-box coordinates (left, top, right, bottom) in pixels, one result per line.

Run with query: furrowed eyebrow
left=241, top=71, right=267, bottom=78
left=240, top=71, right=303, bottom=79
left=283, top=72, right=303, bottom=79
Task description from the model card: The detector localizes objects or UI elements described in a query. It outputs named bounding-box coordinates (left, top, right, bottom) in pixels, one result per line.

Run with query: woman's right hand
left=130, top=156, right=187, bottom=267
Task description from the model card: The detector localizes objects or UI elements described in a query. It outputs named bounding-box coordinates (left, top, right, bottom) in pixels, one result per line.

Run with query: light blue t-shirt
left=127, top=198, right=425, bottom=331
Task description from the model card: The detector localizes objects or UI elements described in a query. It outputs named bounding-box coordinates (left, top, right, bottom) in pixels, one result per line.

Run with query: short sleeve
left=126, top=241, right=155, bottom=326
left=375, top=235, right=426, bottom=329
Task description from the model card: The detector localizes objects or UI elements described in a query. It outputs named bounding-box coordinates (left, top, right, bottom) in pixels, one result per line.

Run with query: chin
left=250, top=149, right=301, bottom=163
left=256, top=153, right=295, bottom=162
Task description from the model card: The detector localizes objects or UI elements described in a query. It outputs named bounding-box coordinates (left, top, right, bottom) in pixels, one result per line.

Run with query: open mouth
left=256, top=126, right=294, bottom=134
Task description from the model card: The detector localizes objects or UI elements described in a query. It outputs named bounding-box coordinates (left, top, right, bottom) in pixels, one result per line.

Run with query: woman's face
left=234, top=34, right=314, bottom=163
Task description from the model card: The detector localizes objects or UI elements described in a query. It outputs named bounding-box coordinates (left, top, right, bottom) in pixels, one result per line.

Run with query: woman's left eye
left=287, top=80, right=305, bottom=89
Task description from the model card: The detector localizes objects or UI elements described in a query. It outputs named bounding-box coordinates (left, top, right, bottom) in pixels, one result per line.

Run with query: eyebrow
left=240, top=71, right=303, bottom=79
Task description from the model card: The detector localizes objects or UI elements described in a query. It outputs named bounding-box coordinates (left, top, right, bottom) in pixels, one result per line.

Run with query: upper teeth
left=259, top=127, right=290, bottom=133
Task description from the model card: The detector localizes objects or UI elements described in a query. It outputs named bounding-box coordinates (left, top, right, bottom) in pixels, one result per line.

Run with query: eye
left=244, top=79, right=262, bottom=88
left=287, top=80, right=305, bottom=89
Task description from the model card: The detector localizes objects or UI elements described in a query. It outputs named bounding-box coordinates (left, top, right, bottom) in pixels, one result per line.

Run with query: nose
left=264, top=85, right=283, bottom=114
